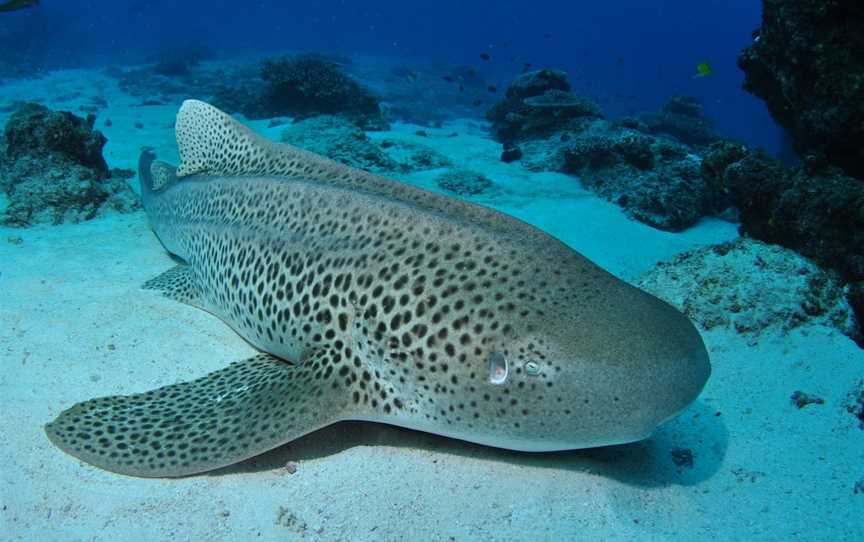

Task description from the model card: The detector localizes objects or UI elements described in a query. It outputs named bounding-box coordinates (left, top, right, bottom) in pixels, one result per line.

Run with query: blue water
left=2, top=0, right=778, bottom=152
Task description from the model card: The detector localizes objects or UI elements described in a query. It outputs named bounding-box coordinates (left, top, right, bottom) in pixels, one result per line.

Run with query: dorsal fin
left=175, top=99, right=370, bottom=183
left=173, top=99, right=559, bottom=245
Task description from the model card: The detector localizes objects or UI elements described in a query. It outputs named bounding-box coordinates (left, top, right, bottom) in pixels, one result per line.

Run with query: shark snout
left=625, top=306, right=711, bottom=433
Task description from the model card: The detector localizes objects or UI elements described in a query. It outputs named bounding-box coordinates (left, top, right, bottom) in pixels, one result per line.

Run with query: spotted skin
left=44, top=101, right=710, bottom=477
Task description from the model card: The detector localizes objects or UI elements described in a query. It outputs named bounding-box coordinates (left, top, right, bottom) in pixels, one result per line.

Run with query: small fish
left=472, top=99, right=483, bottom=107
left=694, top=61, right=713, bottom=78
left=617, top=57, right=625, bottom=65
left=0, top=0, right=39, bottom=12
left=487, top=85, right=497, bottom=93
left=406, top=71, right=419, bottom=82
left=442, top=75, right=455, bottom=83
left=480, top=52, right=490, bottom=61
left=458, top=84, right=464, bottom=92
left=467, top=68, right=477, bottom=78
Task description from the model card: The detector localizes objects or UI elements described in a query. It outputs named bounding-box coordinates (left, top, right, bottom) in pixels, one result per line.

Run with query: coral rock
left=637, top=238, right=859, bottom=342
left=739, top=0, right=864, bottom=179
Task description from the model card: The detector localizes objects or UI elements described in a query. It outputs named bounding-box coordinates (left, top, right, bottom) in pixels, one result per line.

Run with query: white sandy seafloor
left=1, top=68, right=862, bottom=542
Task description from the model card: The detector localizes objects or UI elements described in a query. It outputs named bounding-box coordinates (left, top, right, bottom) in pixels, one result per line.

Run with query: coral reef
left=0, top=103, right=139, bottom=226
left=739, top=1, right=864, bottom=179
left=516, top=118, right=717, bottom=232
left=4, top=103, right=108, bottom=173
left=486, top=69, right=602, bottom=143
left=377, top=138, right=451, bottom=173
left=113, top=55, right=387, bottom=129
left=701, top=143, right=864, bottom=283
left=434, top=169, right=493, bottom=196
left=253, top=55, right=386, bottom=129
left=632, top=96, right=719, bottom=147
left=636, top=238, right=859, bottom=342
left=700, top=140, right=864, bottom=341
left=562, top=130, right=711, bottom=231
left=488, top=71, right=723, bottom=231
left=280, top=116, right=449, bottom=175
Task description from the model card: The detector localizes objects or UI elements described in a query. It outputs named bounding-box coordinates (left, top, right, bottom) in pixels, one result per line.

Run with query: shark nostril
left=524, top=361, right=541, bottom=376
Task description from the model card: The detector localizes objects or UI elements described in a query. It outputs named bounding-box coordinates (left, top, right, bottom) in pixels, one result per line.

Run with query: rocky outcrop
left=701, top=142, right=864, bottom=282
left=561, top=128, right=712, bottom=231
left=637, top=238, right=859, bottom=343
left=0, top=103, right=138, bottom=226
left=486, top=69, right=602, bottom=143
left=631, top=96, right=719, bottom=147
left=487, top=71, right=724, bottom=232
left=251, top=55, right=387, bottom=129
left=739, top=1, right=864, bottom=179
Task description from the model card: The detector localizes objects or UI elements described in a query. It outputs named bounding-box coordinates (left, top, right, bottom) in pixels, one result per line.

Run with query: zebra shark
left=44, top=100, right=710, bottom=477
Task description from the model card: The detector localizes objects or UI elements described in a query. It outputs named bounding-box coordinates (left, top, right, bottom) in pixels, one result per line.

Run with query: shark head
left=478, top=274, right=711, bottom=451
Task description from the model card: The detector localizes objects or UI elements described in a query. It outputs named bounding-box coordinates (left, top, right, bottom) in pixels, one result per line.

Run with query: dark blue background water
left=2, top=0, right=780, bottom=153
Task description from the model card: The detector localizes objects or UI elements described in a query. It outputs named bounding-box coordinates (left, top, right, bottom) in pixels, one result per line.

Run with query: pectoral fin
left=45, top=350, right=349, bottom=477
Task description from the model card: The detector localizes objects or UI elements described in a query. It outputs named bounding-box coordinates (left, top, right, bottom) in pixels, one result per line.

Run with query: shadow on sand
left=209, top=399, right=727, bottom=488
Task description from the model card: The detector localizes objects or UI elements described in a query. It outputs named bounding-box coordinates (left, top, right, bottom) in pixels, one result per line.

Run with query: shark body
left=45, top=100, right=710, bottom=477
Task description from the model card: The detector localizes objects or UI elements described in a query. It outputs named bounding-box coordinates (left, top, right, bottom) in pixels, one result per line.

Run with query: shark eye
left=488, top=352, right=508, bottom=385
left=524, top=361, right=541, bottom=376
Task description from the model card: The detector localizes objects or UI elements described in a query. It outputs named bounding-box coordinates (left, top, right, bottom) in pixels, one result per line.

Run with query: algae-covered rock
left=701, top=142, right=864, bottom=282
left=487, top=69, right=602, bottom=143
left=560, top=127, right=714, bottom=232
left=636, top=96, right=719, bottom=147
left=637, top=238, right=859, bottom=342
left=256, top=55, right=386, bottom=129
left=4, top=102, right=108, bottom=173
left=0, top=103, right=139, bottom=227
left=504, top=69, right=571, bottom=100
left=739, top=1, right=864, bottom=179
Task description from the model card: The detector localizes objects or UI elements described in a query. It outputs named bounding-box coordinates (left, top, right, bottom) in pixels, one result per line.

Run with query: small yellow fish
left=0, top=0, right=39, bottom=12
left=694, top=61, right=713, bottom=78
